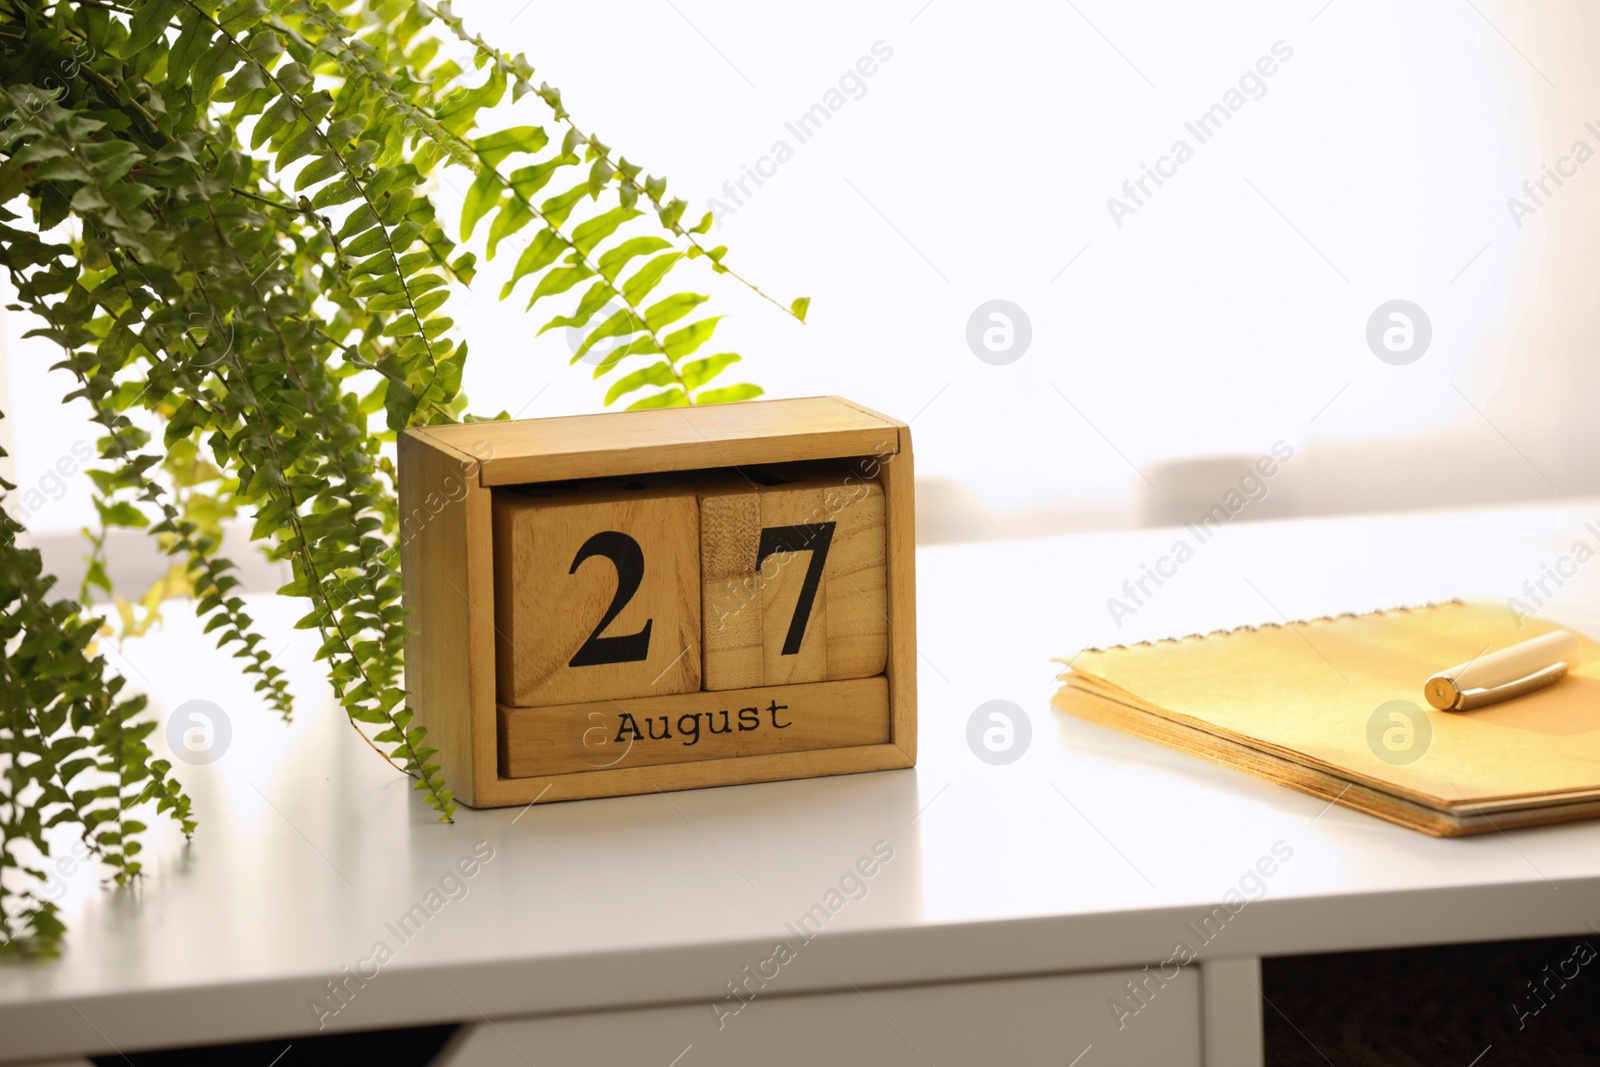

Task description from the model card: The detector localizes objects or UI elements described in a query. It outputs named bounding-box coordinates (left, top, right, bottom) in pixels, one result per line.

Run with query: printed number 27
left=756, top=523, right=836, bottom=656
left=568, top=531, right=652, bottom=667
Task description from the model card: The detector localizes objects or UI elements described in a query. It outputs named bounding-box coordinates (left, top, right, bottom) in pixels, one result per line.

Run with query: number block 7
left=698, top=463, right=889, bottom=690
left=491, top=483, right=701, bottom=707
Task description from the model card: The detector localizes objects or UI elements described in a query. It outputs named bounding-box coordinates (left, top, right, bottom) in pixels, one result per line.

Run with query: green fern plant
left=0, top=0, right=804, bottom=957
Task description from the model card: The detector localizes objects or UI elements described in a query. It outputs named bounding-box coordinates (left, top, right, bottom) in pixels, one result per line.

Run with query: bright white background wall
left=6, top=0, right=1596, bottom=558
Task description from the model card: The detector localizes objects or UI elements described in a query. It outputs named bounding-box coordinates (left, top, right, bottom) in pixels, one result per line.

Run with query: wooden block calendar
left=397, top=397, right=917, bottom=807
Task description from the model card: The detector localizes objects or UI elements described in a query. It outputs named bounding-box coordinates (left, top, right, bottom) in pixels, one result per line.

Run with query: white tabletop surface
left=5, top=502, right=1600, bottom=1060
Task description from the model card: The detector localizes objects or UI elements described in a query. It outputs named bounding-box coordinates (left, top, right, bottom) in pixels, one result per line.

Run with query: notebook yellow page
left=1054, top=601, right=1600, bottom=835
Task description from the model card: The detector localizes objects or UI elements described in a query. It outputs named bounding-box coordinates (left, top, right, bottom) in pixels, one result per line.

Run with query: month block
left=697, top=461, right=889, bottom=690
left=498, top=677, right=891, bottom=778
left=492, top=482, right=700, bottom=707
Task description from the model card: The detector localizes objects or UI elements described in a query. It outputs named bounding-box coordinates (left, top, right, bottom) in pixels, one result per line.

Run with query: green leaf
left=325, top=118, right=365, bottom=148
left=604, top=362, right=678, bottom=406
left=122, top=0, right=184, bottom=57
left=571, top=207, right=639, bottom=256
left=500, top=231, right=566, bottom=298
left=692, top=383, right=764, bottom=405
left=597, top=236, right=670, bottom=282
left=338, top=205, right=380, bottom=241
left=661, top=316, right=723, bottom=360
left=460, top=171, right=504, bottom=242
left=344, top=226, right=391, bottom=259
left=435, top=340, right=469, bottom=398
left=251, top=95, right=297, bottom=150
left=643, top=293, right=707, bottom=333
left=575, top=307, right=645, bottom=365
left=587, top=157, right=615, bottom=197
left=473, top=126, right=549, bottom=168
left=216, top=59, right=268, bottom=102
left=539, top=182, right=589, bottom=229
left=98, top=501, right=149, bottom=528
left=485, top=197, right=534, bottom=259
left=620, top=251, right=683, bottom=306
left=589, top=336, right=662, bottom=376
left=294, top=153, right=342, bottom=192
left=218, top=0, right=268, bottom=34
left=167, top=16, right=211, bottom=85
left=414, top=290, right=450, bottom=318
left=790, top=296, right=811, bottom=322
left=681, top=352, right=740, bottom=391
left=508, top=154, right=576, bottom=201
left=527, top=265, right=593, bottom=307
left=275, top=128, right=321, bottom=170
left=539, top=280, right=611, bottom=335
left=190, top=36, right=242, bottom=96
left=626, top=388, right=689, bottom=410
left=311, top=179, right=360, bottom=209
left=246, top=28, right=285, bottom=63
left=384, top=375, right=419, bottom=429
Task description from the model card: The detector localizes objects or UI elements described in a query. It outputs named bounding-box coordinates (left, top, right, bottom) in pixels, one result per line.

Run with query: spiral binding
left=1072, top=597, right=1466, bottom=656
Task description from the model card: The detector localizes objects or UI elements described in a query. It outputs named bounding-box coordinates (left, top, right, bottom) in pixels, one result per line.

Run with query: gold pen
left=1424, top=629, right=1582, bottom=712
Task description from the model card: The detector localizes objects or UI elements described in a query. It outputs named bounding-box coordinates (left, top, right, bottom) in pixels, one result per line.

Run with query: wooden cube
left=492, top=483, right=700, bottom=707
left=697, top=461, right=888, bottom=690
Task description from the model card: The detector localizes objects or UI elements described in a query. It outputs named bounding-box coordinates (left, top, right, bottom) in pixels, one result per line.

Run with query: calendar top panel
left=412, top=396, right=906, bottom=486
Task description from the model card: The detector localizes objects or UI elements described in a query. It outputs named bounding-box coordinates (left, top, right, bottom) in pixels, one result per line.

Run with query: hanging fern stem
left=27, top=756, right=104, bottom=861
left=63, top=342, right=295, bottom=723
left=171, top=200, right=446, bottom=811
left=0, top=501, right=92, bottom=952
left=97, top=687, right=133, bottom=882
left=10, top=144, right=395, bottom=770
left=286, top=0, right=793, bottom=393
left=16, top=699, right=106, bottom=863
left=279, top=2, right=480, bottom=172
left=205, top=346, right=428, bottom=790
left=0, top=135, right=205, bottom=881
left=414, top=2, right=804, bottom=324
left=483, top=158, right=699, bottom=401
left=186, top=195, right=403, bottom=585
left=287, top=10, right=697, bottom=404
left=1, top=228, right=295, bottom=727
left=238, top=159, right=470, bottom=296
left=267, top=2, right=768, bottom=412
left=0, top=444, right=160, bottom=893
left=173, top=239, right=435, bottom=793
left=227, top=183, right=310, bottom=216
left=228, top=177, right=468, bottom=416
left=270, top=2, right=491, bottom=406
left=181, top=0, right=456, bottom=411
left=261, top=4, right=487, bottom=303
left=11, top=199, right=300, bottom=729
left=51, top=18, right=161, bottom=131
left=565, top=122, right=802, bottom=320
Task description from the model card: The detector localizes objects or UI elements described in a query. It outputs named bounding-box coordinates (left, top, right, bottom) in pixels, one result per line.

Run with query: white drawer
left=436, top=965, right=1203, bottom=1067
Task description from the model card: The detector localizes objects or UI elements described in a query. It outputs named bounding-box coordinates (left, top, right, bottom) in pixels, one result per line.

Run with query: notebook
left=1053, top=600, right=1600, bottom=836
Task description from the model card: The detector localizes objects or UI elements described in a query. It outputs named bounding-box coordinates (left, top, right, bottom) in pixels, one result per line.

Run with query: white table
left=5, top=503, right=1600, bottom=1066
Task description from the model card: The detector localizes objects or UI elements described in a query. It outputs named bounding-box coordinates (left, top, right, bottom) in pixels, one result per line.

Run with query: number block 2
left=698, top=462, right=889, bottom=690
left=491, top=483, right=700, bottom=707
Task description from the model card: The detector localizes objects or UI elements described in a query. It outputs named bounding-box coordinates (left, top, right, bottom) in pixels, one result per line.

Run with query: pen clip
left=1447, top=660, right=1570, bottom=712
